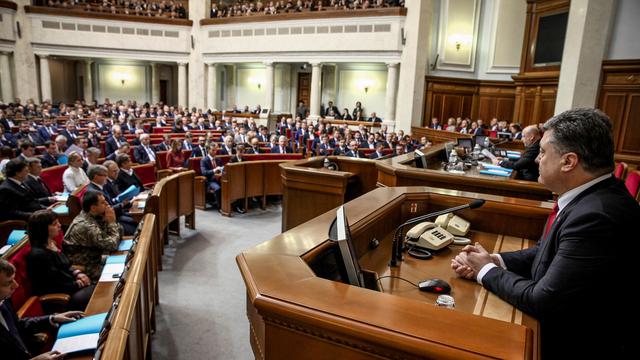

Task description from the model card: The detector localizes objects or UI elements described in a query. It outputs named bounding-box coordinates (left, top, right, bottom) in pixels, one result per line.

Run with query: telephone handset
left=435, top=213, right=470, bottom=236
left=405, top=222, right=454, bottom=251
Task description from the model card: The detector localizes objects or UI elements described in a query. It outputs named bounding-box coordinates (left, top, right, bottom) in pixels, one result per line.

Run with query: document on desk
left=52, top=312, right=107, bottom=354
left=481, top=149, right=497, bottom=162
left=99, top=263, right=126, bottom=282
left=54, top=192, right=69, bottom=202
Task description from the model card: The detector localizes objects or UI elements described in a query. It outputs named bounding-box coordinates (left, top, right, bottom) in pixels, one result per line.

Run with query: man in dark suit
left=0, top=259, right=84, bottom=360
left=133, top=134, right=157, bottom=165
left=452, top=108, right=639, bottom=359
left=201, top=146, right=223, bottom=207
left=219, top=136, right=235, bottom=155
left=492, top=125, right=540, bottom=181
left=367, top=112, right=382, bottom=123
left=246, top=138, right=262, bottom=154
left=271, top=136, right=293, bottom=154
left=368, top=142, right=385, bottom=159
left=191, top=137, right=207, bottom=158
left=0, top=109, right=15, bottom=132
left=24, top=158, right=56, bottom=206
left=115, top=154, right=144, bottom=191
left=59, top=121, right=79, bottom=145
left=40, top=141, right=59, bottom=168
left=105, top=126, right=127, bottom=156
left=0, top=159, right=46, bottom=221
left=86, top=164, right=136, bottom=235
left=0, top=126, right=16, bottom=148
left=15, top=123, right=43, bottom=146
left=37, top=117, right=58, bottom=141
left=344, top=140, right=364, bottom=158
left=155, top=135, right=172, bottom=152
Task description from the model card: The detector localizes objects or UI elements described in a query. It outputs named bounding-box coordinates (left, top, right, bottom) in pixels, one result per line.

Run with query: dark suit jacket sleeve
left=482, top=210, right=616, bottom=318
left=500, top=142, right=538, bottom=171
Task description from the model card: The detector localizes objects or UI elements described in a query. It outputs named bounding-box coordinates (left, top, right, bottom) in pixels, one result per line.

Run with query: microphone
left=389, top=199, right=485, bottom=267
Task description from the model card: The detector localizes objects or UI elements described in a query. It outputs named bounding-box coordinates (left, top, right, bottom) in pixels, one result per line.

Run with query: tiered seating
left=625, top=170, right=640, bottom=201
left=614, top=162, right=629, bottom=179
left=41, top=164, right=68, bottom=193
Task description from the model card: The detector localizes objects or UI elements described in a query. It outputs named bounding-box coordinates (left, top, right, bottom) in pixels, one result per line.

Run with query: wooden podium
left=237, top=187, right=551, bottom=359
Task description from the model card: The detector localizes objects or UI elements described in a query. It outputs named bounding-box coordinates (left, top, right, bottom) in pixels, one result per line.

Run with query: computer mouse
left=418, top=279, right=451, bottom=294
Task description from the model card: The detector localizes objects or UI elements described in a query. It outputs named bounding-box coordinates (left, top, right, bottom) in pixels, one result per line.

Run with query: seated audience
left=41, top=141, right=60, bottom=168
left=134, top=134, right=157, bottom=164
left=0, top=259, right=84, bottom=360
left=201, top=145, right=223, bottom=208
left=26, top=210, right=94, bottom=310
left=0, top=159, right=46, bottom=221
left=62, top=152, right=89, bottom=193
left=87, top=164, right=137, bottom=236
left=63, top=191, right=122, bottom=282
left=271, top=135, right=293, bottom=154
left=24, top=157, right=56, bottom=206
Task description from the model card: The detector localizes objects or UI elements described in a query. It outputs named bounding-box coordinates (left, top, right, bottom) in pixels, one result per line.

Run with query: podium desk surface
left=238, top=187, right=549, bottom=359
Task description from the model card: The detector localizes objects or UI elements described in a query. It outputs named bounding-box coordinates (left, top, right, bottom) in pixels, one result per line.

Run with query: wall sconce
left=249, top=76, right=263, bottom=90
left=356, top=79, right=374, bottom=94
left=113, top=72, right=131, bottom=86
left=448, top=34, right=472, bottom=52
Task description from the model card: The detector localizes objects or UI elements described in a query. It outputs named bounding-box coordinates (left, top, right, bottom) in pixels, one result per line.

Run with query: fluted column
left=264, top=61, right=275, bottom=111
left=39, top=55, right=52, bottom=103
left=206, top=62, right=218, bottom=111
left=0, top=52, right=14, bottom=104
left=151, top=63, right=160, bottom=104
left=384, top=62, right=399, bottom=124
left=309, top=62, right=322, bottom=120
left=177, top=62, right=188, bottom=108
left=83, top=60, right=93, bottom=102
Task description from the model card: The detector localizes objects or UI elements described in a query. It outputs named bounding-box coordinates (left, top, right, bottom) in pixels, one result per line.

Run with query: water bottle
left=323, top=157, right=330, bottom=169
left=483, top=137, right=491, bottom=149
left=472, top=144, right=481, bottom=160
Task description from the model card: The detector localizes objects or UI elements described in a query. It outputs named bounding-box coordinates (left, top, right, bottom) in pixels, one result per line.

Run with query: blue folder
left=57, top=312, right=107, bottom=339
left=117, top=240, right=133, bottom=251
left=53, top=205, right=69, bottom=214
left=7, top=230, right=26, bottom=246
left=116, top=185, right=140, bottom=203
left=480, top=169, right=511, bottom=177
left=106, top=254, right=127, bottom=264
left=481, top=164, right=513, bottom=173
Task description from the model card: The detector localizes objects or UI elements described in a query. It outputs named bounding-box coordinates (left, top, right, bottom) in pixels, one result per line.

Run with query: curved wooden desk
left=280, top=145, right=552, bottom=231
left=237, top=187, right=549, bottom=359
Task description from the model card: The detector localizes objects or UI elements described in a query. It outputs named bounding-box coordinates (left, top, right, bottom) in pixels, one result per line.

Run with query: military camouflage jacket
left=63, top=211, right=122, bottom=281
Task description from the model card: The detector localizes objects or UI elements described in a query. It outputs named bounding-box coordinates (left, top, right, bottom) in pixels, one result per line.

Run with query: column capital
left=177, top=61, right=188, bottom=66
left=0, top=51, right=12, bottom=56
left=84, top=59, right=93, bottom=65
left=263, top=61, right=274, bottom=67
left=38, top=54, right=50, bottom=59
left=310, top=61, right=323, bottom=67
left=386, top=62, right=400, bottom=68
left=205, top=62, right=217, bottom=67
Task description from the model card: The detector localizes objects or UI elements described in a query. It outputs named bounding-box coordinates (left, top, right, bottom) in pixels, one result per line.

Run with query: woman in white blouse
left=62, top=152, right=89, bottom=193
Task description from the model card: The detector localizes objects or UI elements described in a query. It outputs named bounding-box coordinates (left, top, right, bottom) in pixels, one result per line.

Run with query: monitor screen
left=327, top=206, right=364, bottom=287
left=414, top=149, right=428, bottom=168
left=261, top=108, right=269, bottom=114
left=497, top=132, right=513, bottom=140
left=474, top=135, right=488, bottom=147
left=457, top=138, right=473, bottom=151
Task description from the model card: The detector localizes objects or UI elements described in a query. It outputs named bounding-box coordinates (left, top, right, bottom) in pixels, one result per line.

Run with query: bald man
left=492, top=125, right=540, bottom=181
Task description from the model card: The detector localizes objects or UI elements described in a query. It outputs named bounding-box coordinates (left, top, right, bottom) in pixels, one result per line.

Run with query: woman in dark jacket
left=26, top=210, right=94, bottom=310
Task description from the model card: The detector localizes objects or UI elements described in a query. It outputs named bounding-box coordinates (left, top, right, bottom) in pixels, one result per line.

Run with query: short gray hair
left=543, top=108, right=614, bottom=173
left=87, top=147, right=101, bottom=157
left=25, top=157, right=41, bottom=166
left=87, top=164, right=108, bottom=180
left=0, top=259, right=15, bottom=276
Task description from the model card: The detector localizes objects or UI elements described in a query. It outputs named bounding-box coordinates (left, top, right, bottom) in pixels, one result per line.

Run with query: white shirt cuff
left=495, top=254, right=506, bottom=269
left=476, top=263, right=498, bottom=285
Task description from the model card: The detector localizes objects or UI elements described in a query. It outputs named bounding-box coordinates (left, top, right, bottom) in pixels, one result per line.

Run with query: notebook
left=116, top=185, right=140, bottom=203
left=7, top=230, right=26, bottom=246
left=52, top=312, right=107, bottom=354
left=53, top=205, right=69, bottom=215
left=480, top=169, right=511, bottom=177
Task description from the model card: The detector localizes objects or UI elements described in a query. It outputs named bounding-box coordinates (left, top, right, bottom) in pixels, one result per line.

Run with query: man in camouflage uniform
left=64, top=190, right=122, bottom=282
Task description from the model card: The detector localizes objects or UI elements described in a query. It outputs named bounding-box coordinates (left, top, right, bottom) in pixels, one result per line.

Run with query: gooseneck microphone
left=389, top=199, right=485, bottom=267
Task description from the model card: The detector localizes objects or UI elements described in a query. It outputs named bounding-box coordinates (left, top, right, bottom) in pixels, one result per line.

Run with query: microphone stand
left=389, top=200, right=485, bottom=267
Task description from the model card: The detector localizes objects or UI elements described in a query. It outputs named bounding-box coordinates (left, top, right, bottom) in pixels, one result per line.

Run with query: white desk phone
left=405, top=214, right=472, bottom=251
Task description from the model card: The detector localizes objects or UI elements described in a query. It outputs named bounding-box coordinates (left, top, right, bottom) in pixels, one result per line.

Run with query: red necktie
left=543, top=203, right=559, bottom=238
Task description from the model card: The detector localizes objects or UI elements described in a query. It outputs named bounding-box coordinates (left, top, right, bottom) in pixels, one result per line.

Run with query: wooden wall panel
left=598, top=59, right=640, bottom=166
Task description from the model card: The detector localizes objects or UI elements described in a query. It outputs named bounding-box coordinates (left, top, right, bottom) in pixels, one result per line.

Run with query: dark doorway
left=160, top=80, right=168, bottom=104
left=297, top=72, right=311, bottom=111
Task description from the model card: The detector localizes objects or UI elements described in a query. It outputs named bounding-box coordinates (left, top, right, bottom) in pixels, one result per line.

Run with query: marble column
left=151, top=63, right=160, bottom=104
left=555, top=0, right=616, bottom=113
left=309, top=62, right=322, bottom=120
left=206, top=62, right=218, bottom=111
left=83, top=60, right=93, bottom=102
left=384, top=62, right=400, bottom=124
left=0, top=52, right=14, bottom=104
left=264, top=61, right=275, bottom=111
left=39, top=55, right=52, bottom=103
left=177, top=62, right=188, bottom=108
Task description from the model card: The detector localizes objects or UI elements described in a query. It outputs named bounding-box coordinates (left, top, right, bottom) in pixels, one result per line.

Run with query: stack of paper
left=53, top=205, right=69, bottom=215
left=481, top=164, right=513, bottom=173
left=55, top=192, right=70, bottom=202
left=52, top=312, right=107, bottom=354
left=98, top=255, right=127, bottom=282
left=480, top=169, right=511, bottom=177
left=117, top=240, right=133, bottom=251
left=506, top=151, right=521, bottom=159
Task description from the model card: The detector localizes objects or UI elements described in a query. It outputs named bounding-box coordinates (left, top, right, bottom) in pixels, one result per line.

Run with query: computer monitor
left=474, top=134, right=488, bottom=148
left=497, top=131, right=513, bottom=140
left=259, top=108, right=270, bottom=119
left=456, top=138, right=473, bottom=151
left=414, top=149, right=428, bottom=168
left=327, top=206, right=364, bottom=287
